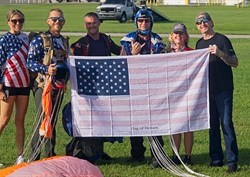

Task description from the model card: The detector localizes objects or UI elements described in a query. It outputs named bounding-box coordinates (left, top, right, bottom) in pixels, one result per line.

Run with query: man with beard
left=70, top=12, right=123, bottom=163
left=27, top=8, right=70, bottom=161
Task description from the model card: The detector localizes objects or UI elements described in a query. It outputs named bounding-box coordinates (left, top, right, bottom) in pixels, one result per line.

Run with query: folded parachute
left=0, top=156, right=103, bottom=177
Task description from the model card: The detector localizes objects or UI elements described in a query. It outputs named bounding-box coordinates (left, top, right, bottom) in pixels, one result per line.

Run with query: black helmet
left=52, top=61, right=70, bottom=89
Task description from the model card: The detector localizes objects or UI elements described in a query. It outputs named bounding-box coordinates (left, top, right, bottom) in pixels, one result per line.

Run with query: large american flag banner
left=68, top=48, right=210, bottom=137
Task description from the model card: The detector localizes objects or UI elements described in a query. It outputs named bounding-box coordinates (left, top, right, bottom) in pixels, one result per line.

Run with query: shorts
left=4, top=86, right=30, bottom=96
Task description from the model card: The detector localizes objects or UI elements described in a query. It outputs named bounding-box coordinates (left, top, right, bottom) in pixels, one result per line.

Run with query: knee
left=222, top=120, right=234, bottom=131
left=15, top=117, right=25, bottom=126
left=0, top=116, right=10, bottom=127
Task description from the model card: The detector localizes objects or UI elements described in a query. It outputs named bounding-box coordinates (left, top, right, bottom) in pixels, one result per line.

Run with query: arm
left=110, top=38, right=122, bottom=56
left=150, top=32, right=166, bottom=54
left=0, top=84, right=7, bottom=101
left=120, top=40, right=132, bottom=55
left=27, top=36, right=49, bottom=74
left=120, top=32, right=136, bottom=55
left=217, top=50, right=238, bottom=68
left=0, top=36, right=7, bottom=84
left=209, top=45, right=238, bottom=68
left=71, top=37, right=88, bottom=56
left=154, top=42, right=166, bottom=54
left=0, top=41, right=6, bottom=100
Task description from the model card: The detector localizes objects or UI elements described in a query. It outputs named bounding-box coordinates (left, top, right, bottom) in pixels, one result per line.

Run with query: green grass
left=0, top=3, right=250, bottom=35
left=0, top=3, right=250, bottom=177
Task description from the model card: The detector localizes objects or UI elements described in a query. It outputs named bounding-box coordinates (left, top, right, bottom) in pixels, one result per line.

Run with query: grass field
left=0, top=3, right=250, bottom=177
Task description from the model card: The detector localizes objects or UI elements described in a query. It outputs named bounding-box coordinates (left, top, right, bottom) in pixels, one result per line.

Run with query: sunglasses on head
left=196, top=18, right=210, bottom=25
left=10, top=18, right=24, bottom=24
left=137, top=19, right=151, bottom=23
left=49, top=17, right=65, bottom=22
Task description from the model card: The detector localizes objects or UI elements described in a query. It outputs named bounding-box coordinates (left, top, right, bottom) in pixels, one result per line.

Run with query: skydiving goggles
left=137, top=19, right=151, bottom=23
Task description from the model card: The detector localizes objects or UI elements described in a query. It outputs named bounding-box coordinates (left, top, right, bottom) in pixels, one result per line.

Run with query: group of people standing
left=0, top=7, right=239, bottom=174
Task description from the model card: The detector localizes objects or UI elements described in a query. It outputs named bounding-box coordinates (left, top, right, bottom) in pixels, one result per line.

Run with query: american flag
left=75, top=58, right=129, bottom=96
left=68, top=49, right=210, bottom=137
left=1, top=33, right=30, bottom=87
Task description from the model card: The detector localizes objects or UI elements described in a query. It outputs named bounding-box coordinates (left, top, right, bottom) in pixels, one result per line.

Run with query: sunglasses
left=10, top=19, right=24, bottom=24
left=196, top=18, right=210, bottom=25
left=137, top=19, right=151, bottom=23
left=49, top=17, right=65, bottom=22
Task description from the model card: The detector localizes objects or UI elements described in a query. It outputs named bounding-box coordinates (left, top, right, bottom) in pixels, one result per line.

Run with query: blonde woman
left=0, top=9, right=30, bottom=164
left=167, top=23, right=193, bottom=165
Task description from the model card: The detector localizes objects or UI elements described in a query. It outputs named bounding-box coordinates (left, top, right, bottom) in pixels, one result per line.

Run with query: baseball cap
left=195, top=12, right=212, bottom=23
left=172, top=23, right=187, bottom=33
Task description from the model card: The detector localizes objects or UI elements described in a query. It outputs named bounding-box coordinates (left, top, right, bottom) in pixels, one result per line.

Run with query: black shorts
left=4, top=86, right=30, bottom=96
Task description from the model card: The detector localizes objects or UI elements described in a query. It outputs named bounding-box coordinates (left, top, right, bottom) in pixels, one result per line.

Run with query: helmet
left=52, top=61, right=70, bottom=89
left=134, top=8, right=154, bottom=31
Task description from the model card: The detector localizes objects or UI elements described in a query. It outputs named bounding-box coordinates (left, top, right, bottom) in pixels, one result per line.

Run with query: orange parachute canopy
left=0, top=156, right=104, bottom=177
left=0, top=156, right=59, bottom=177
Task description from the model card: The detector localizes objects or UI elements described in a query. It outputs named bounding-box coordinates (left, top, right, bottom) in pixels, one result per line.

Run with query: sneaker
left=209, top=160, right=224, bottom=167
left=15, top=155, right=24, bottom=164
left=183, top=155, right=191, bottom=165
left=101, top=153, right=113, bottom=160
left=172, top=156, right=181, bottom=165
left=151, top=157, right=161, bottom=169
left=151, top=160, right=161, bottom=169
left=227, top=163, right=238, bottom=174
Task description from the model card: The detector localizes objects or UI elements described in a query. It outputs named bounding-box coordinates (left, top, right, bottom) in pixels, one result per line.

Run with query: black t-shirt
left=88, top=37, right=107, bottom=56
left=72, top=33, right=121, bottom=57
left=196, top=33, right=235, bottom=94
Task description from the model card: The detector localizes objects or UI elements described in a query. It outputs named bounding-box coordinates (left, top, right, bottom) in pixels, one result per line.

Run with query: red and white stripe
left=3, top=43, right=29, bottom=87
